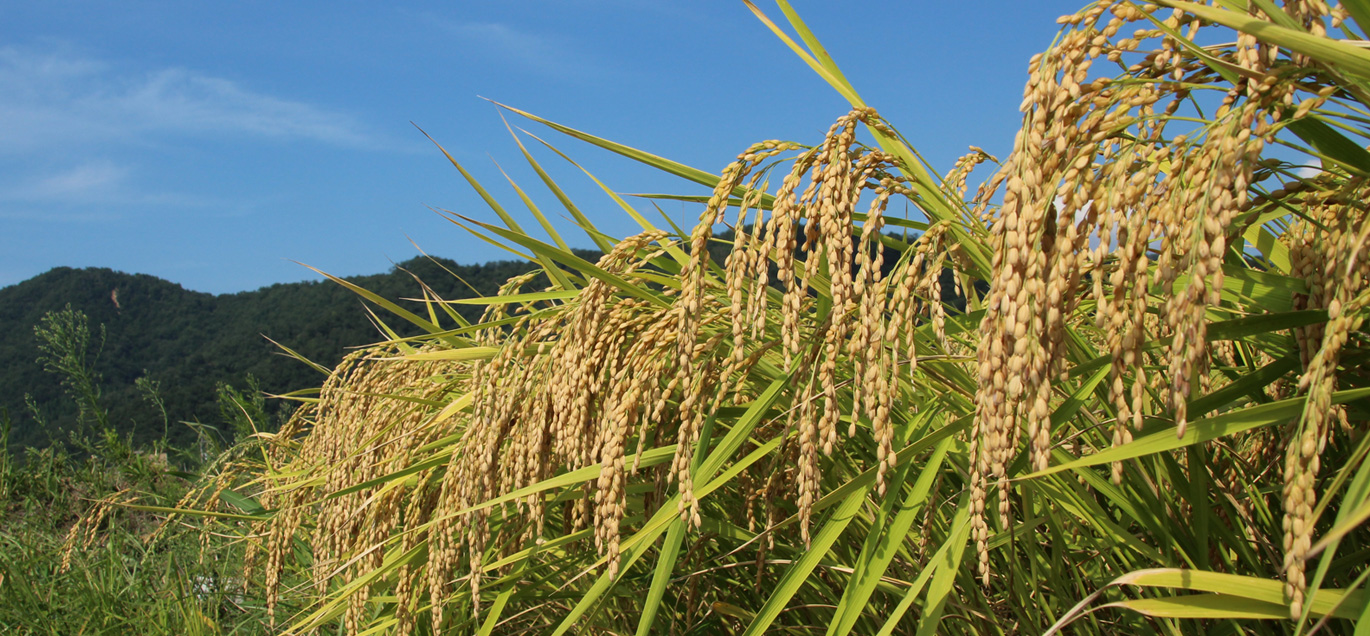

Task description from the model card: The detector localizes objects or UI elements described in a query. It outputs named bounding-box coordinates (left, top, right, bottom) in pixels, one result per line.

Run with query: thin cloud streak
left=0, top=160, right=216, bottom=209
left=14, top=161, right=129, bottom=200
left=438, top=20, right=610, bottom=80
left=0, top=46, right=390, bottom=153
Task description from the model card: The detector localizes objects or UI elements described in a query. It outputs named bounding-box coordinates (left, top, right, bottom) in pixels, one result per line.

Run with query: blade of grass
left=1107, top=595, right=1291, bottom=619
left=491, top=101, right=740, bottom=194
left=449, top=290, right=580, bottom=305
left=416, top=125, right=576, bottom=290
left=458, top=215, right=670, bottom=307
left=262, top=335, right=331, bottom=376
left=292, top=262, right=444, bottom=335
left=739, top=480, right=874, bottom=636
left=1026, top=387, right=1370, bottom=479
left=1285, top=115, right=1370, bottom=176
left=874, top=503, right=972, bottom=636
left=517, top=129, right=691, bottom=267
left=829, top=436, right=952, bottom=636
left=1156, top=0, right=1370, bottom=81
left=501, top=113, right=616, bottom=252
left=638, top=377, right=790, bottom=635
left=914, top=493, right=973, bottom=636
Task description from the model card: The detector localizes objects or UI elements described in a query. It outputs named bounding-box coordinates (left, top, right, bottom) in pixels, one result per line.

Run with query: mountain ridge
left=0, top=255, right=556, bottom=452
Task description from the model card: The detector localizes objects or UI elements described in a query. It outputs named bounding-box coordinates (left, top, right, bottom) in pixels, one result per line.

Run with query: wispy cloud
left=13, top=161, right=129, bottom=200
left=109, top=68, right=376, bottom=144
left=0, top=45, right=385, bottom=153
left=0, top=159, right=215, bottom=221
left=439, top=20, right=609, bottom=80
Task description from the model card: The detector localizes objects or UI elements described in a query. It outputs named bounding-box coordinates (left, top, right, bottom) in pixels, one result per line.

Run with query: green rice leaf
left=828, top=436, right=952, bottom=636
left=1115, top=568, right=1365, bottom=618
left=915, top=495, right=972, bottom=636
left=1107, top=595, right=1291, bottom=619
left=293, top=262, right=445, bottom=335
left=1286, top=115, right=1370, bottom=176
left=459, top=215, right=671, bottom=307
left=491, top=101, right=735, bottom=193
left=449, top=290, right=580, bottom=305
left=389, top=347, right=499, bottom=361
left=518, top=129, right=692, bottom=267
left=1157, top=1, right=1370, bottom=82
left=1026, top=387, right=1370, bottom=479
left=739, top=480, right=873, bottom=636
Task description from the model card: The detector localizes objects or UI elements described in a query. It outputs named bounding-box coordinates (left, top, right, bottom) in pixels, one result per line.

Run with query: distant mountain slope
left=0, top=256, right=552, bottom=451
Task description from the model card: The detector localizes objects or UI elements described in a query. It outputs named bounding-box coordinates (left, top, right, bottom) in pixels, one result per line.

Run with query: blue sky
left=1, top=1, right=1086, bottom=294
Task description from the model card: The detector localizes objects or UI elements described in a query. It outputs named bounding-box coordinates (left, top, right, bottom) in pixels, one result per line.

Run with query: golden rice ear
left=234, top=0, right=1370, bottom=621
left=1279, top=199, right=1370, bottom=617
left=957, top=0, right=1359, bottom=588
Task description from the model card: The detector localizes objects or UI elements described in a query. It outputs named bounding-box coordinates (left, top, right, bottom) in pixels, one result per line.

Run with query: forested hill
left=0, top=256, right=556, bottom=452
left=0, top=235, right=951, bottom=454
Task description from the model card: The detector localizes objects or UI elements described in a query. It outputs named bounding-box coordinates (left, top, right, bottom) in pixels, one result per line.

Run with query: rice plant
left=195, top=1, right=1370, bottom=633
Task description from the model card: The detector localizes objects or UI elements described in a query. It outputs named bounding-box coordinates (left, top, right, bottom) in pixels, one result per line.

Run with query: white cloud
left=11, top=161, right=128, bottom=200
left=440, top=21, right=607, bottom=79
left=0, top=159, right=217, bottom=213
left=1294, top=158, right=1323, bottom=179
left=109, top=68, right=374, bottom=144
left=0, top=45, right=383, bottom=153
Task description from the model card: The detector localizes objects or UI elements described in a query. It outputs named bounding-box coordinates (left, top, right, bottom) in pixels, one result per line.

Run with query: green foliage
left=0, top=306, right=293, bottom=634
left=0, top=255, right=568, bottom=452
left=0, top=410, right=11, bottom=502
left=136, top=373, right=170, bottom=443
left=33, top=305, right=108, bottom=434
left=0, top=435, right=270, bottom=635
left=215, top=375, right=278, bottom=445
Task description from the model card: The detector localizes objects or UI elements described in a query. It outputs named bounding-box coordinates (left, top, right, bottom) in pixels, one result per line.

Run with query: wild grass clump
left=0, top=308, right=276, bottom=634
left=195, top=1, right=1370, bottom=634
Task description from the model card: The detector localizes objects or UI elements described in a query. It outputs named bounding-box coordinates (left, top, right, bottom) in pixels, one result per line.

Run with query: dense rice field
left=52, top=1, right=1370, bottom=634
